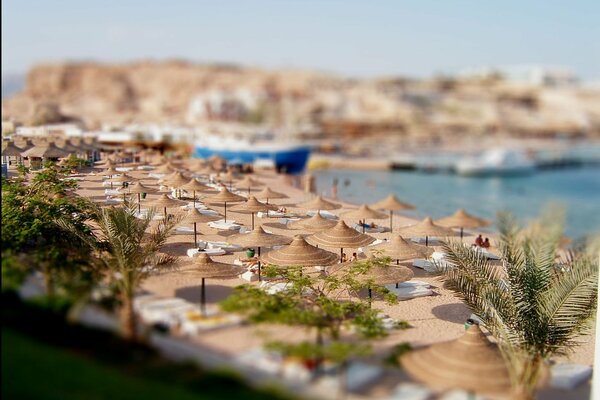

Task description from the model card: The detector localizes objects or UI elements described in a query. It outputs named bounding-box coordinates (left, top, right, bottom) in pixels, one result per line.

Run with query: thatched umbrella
left=254, top=186, right=288, bottom=204
left=401, top=324, right=511, bottom=396
left=398, top=217, right=458, bottom=246
left=179, top=207, right=221, bottom=247
left=160, top=171, right=191, bottom=198
left=148, top=194, right=186, bottom=218
left=308, top=220, right=375, bottom=261
left=367, top=235, right=433, bottom=264
left=2, top=141, right=24, bottom=165
left=127, top=181, right=158, bottom=213
left=180, top=178, right=215, bottom=208
left=229, top=195, right=277, bottom=230
left=297, top=195, right=341, bottom=217
left=341, top=204, right=387, bottom=233
left=203, top=187, right=246, bottom=223
left=261, top=235, right=339, bottom=268
left=107, top=173, right=138, bottom=202
left=229, top=226, right=293, bottom=280
left=236, top=175, right=264, bottom=195
left=180, top=254, right=242, bottom=315
left=289, top=212, right=337, bottom=232
left=22, top=142, right=70, bottom=161
left=370, top=194, right=415, bottom=232
left=218, top=170, right=238, bottom=189
left=436, top=209, right=490, bottom=239
left=152, top=163, right=177, bottom=175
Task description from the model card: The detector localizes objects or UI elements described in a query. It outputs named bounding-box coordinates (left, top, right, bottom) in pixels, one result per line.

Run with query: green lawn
left=2, top=328, right=213, bottom=400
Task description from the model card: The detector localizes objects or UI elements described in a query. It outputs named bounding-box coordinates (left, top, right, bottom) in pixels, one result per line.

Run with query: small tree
left=71, top=204, right=181, bottom=340
left=221, top=257, right=404, bottom=376
left=1, top=163, right=98, bottom=301
left=437, top=210, right=598, bottom=399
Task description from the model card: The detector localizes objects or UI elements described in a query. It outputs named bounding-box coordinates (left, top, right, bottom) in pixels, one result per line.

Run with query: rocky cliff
left=1, top=61, right=338, bottom=128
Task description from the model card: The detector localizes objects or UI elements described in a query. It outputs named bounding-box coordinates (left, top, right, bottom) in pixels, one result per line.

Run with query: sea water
left=313, top=167, right=600, bottom=240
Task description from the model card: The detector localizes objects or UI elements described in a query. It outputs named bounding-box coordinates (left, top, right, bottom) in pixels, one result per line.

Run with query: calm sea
left=313, top=167, right=600, bottom=239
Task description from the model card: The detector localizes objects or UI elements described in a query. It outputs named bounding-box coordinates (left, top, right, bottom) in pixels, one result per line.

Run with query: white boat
left=455, top=149, right=536, bottom=176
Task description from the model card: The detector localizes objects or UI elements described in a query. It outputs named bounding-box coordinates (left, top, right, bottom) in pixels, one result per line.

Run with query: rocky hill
left=3, top=61, right=600, bottom=139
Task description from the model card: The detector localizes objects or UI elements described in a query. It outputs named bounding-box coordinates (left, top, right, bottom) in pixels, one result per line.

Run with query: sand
left=64, top=162, right=595, bottom=398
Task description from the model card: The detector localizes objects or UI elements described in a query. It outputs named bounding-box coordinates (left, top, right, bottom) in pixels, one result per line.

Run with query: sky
left=2, top=0, right=599, bottom=80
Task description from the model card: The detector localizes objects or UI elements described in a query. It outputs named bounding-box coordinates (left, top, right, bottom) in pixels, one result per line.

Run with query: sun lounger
left=353, top=223, right=386, bottom=233
left=207, top=220, right=241, bottom=231
left=136, top=165, right=154, bottom=170
left=180, top=311, right=242, bottom=335
left=240, top=270, right=259, bottom=282
left=181, top=202, right=208, bottom=210
left=385, top=282, right=434, bottom=300
left=175, top=226, right=196, bottom=234
left=206, top=241, right=243, bottom=252
left=115, top=167, right=134, bottom=172
left=439, top=390, right=487, bottom=400
left=388, top=383, right=432, bottom=400
left=259, top=281, right=292, bottom=295
left=549, top=364, right=592, bottom=390
left=148, top=173, right=165, bottom=179
left=278, top=217, right=301, bottom=226
left=316, top=361, right=382, bottom=392
left=186, top=248, right=227, bottom=257
left=104, top=188, right=122, bottom=195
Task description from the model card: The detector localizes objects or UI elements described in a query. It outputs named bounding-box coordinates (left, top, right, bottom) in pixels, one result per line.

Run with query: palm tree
left=66, top=204, right=180, bottom=340
left=437, top=211, right=597, bottom=399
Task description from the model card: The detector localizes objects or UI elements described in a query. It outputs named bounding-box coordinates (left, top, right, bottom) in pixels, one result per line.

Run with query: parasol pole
left=193, top=222, right=198, bottom=247
left=200, top=278, right=206, bottom=316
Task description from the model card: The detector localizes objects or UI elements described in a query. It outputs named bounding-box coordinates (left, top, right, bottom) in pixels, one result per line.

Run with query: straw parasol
left=229, top=226, right=293, bottom=280
left=367, top=235, right=433, bottom=264
left=254, top=186, right=288, bottom=204
left=2, top=141, right=24, bottom=157
left=218, top=170, right=238, bottom=189
left=261, top=235, right=339, bottom=268
left=148, top=194, right=186, bottom=218
left=341, top=204, right=387, bottom=233
left=236, top=175, right=264, bottom=195
left=21, top=142, right=70, bottom=159
left=370, top=194, right=415, bottom=232
left=308, top=220, right=375, bottom=261
left=401, top=324, right=511, bottom=396
left=289, top=212, right=337, bottom=232
left=152, top=163, right=177, bottom=175
left=181, top=253, right=242, bottom=315
left=203, top=187, right=246, bottom=223
left=398, top=217, right=458, bottom=246
left=127, top=181, right=158, bottom=212
left=436, top=208, right=490, bottom=239
left=180, top=207, right=221, bottom=247
left=160, top=171, right=191, bottom=198
left=229, top=195, right=277, bottom=230
left=180, top=178, right=215, bottom=207
left=297, top=196, right=341, bottom=216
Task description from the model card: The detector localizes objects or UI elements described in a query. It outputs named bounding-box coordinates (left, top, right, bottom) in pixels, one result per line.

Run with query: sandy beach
left=66, top=163, right=595, bottom=398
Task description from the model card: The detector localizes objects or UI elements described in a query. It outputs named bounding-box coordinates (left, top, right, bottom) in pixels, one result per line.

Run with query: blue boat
left=193, top=141, right=311, bottom=174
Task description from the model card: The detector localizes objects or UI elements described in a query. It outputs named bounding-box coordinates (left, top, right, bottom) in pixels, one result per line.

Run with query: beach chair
left=207, top=220, right=241, bottom=231
left=385, top=281, right=434, bottom=300
left=549, top=364, right=592, bottom=390
left=388, top=383, right=432, bottom=400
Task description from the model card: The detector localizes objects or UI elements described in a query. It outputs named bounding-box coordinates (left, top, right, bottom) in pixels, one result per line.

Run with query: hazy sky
left=3, top=0, right=599, bottom=79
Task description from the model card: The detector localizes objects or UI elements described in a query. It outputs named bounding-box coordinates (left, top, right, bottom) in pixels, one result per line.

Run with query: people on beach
left=474, top=234, right=484, bottom=247
left=277, top=206, right=287, bottom=213
left=341, top=253, right=347, bottom=263
left=331, top=178, right=338, bottom=199
left=350, top=252, right=358, bottom=262
left=482, top=238, right=491, bottom=249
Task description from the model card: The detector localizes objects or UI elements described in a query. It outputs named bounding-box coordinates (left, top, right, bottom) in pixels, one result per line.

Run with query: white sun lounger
left=104, top=188, right=122, bottom=195
left=136, top=165, right=154, bottom=170
left=175, top=226, right=196, bottom=234
left=385, top=282, right=434, bottom=300
left=549, top=364, right=592, bottom=390
left=115, top=167, right=134, bottom=172
left=388, top=383, right=432, bottom=400
left=411, top=237, right=442, bottom=245
left=186, top=248, right=227, bottom=257
left=207, top=220, right=241, bottom=231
